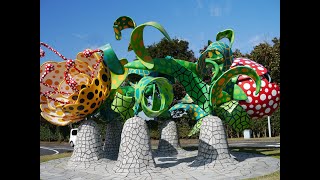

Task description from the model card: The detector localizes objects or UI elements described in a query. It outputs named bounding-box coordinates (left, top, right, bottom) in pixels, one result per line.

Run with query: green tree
left=146, top=38, right=197, bottom=106
left=147, top=38, right=197, bottom=62
left=249, top=37, right=280, bottom=84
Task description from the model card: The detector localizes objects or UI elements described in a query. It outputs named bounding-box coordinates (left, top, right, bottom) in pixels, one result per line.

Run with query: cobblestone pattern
left=41, top=151, right=280, bottom=180
left=68, top=119, right=104, bottom=163
left=190, top=115, right=238, bottom=168
left=113, top=116, right=156, bottom=175
left=103, top=119, right=123, bottom=160
left=155, top=119, right=186, bottom=156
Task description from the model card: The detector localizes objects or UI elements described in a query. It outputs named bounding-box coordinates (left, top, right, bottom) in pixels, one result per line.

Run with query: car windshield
left=72, top=130, right=77, bottom=135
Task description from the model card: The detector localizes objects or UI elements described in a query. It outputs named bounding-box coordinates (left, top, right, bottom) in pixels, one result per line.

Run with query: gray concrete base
left=113, top=116, right=156, bottom=175
left=191, top=115, right=237, bottom=168
left=68, top=119, right=104, bottom=164
left=41, top=150, right=280, bottom=180
left=155, top=119, right=187, bottom=157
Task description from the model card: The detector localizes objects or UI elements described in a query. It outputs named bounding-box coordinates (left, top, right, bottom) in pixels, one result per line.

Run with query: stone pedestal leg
left=156, top=119, right=184, bottom=156
left=190, top=115, right=237, bottom=168
left=68, top=119, right=104, bottom=163
left=113, top=116, right=155, bottom=174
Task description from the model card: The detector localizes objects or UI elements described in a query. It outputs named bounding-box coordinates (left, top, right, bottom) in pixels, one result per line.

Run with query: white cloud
left=193, top=0, right=203, bottom=16
left=208, top=0, right=232, bottom=17
left=223, top=0, right=232, bottom=15
left=196, top=0, right=203, bottom=9
left=249, top=34, right=272, bottom=47
left=249, top=35, right=263, bottom=46
left=72, top=33, right=88, bottom=40
left=210, top=6, right=222, bottom=16
left=88, top=44, right=99, bottom=50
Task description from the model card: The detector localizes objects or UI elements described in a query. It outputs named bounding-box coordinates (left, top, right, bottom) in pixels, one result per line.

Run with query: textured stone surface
left=41, top=151, right=280, bottom=180
left=68, top=119, right=104, bottom=164
left=155, top=119, right=185, bottom=156
left=113, top=116, right=156, bottom=175
left=103, top=119, right=123, bottom=160
left=190, top=115, right=238, bottom=168
left=41, top=116, right=280, bottom=179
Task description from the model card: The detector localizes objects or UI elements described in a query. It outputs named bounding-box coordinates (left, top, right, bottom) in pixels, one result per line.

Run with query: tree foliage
left=147, top=38, right=197, bottom=62
left=233, top=38, right=280, bottom=85
left=146, top=38, right=196, bottom=106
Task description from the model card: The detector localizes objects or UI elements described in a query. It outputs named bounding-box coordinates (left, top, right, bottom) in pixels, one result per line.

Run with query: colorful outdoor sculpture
left=40, top=43, right=112, bottom=126
left=230, top=58, right=280, bottom=119
left=40, top=15, right=280, bottom=176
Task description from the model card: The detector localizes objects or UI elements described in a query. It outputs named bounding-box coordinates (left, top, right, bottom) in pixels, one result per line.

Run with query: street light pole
left=268, top=116, right=272, bottom=138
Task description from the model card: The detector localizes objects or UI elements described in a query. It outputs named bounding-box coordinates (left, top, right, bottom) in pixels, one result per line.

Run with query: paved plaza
left=40, top=150, right=280, bottom=180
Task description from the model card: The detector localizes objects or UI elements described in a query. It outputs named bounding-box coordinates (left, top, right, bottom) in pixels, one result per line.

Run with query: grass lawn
left=40, top=147, right=280, bottom=179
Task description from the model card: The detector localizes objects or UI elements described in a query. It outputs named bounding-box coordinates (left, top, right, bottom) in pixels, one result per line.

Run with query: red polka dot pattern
left=231, top=58, right=268, bottom=81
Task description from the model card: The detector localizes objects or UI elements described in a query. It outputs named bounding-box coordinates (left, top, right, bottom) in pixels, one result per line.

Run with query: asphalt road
left=40, top=143, right=74, bottom=156
left=40, top=140, right=280, bottom=156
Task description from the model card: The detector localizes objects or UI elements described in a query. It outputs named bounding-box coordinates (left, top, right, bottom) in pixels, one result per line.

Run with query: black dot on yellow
left=99, top=91, right=102, bottom=98
left=81, top=85, right=86, bottom=89
left=84, top=110, right=89, bottom=113
left=69, top=107, right=74, bottom=110
left=72, top=96, right=78, bottom=100
left=87, top=102, right=90, bottom=105
left=95, top=79, right=99, bottom=86
left=95, top=89, right=98, bottom=94
left=102, top=74, right=108, bottom=82
left=80, top=99, right=85, bottom=103
left=87, top=92, right=94, bottom=100
left=77, top=105, right=84, bottom=110
left=90, top=103, right=96, bottom=109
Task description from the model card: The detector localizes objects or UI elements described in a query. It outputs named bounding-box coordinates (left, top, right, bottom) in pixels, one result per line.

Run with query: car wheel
left=70, top=141, right=74, bottom=147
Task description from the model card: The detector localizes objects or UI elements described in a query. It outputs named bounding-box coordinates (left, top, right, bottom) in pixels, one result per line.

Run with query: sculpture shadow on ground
left=155, top=155, right=196, bottom=168
left=188, top=140, right=222, bottom=168
left=154, top=139, right=179, bottom=157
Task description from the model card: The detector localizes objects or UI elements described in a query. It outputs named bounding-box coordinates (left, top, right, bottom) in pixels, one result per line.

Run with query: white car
left=69, top=128, right=78, bottom=147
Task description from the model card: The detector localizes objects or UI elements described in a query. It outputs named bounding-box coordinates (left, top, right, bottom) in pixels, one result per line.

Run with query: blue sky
left=40, top=0, right=279, bottom=65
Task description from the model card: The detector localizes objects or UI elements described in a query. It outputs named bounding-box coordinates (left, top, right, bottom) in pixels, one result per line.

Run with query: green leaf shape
left=110, top=58, right=129, bottom=90
left=133, top=76, right=173, bottom=118
left=215, top=100, right=252, bottom=132
left=113, top=16, right=136, bottom=51
left=113, top=16, right=136, bottom=40
left=98, top=43, right=124, bottom=75
left=130, top=22, right=171, bottom=69
left=169, top=103, right=208, bottom=121
left=200, top=41, right=233, bottom=72
left=180, top=93, right=194, bottom=104
left=233, top=84, right=248, bottom=100
left=215, top=91, right=232, bottom=106
left=210, top=66, right=261, bottom=108
left=128, top=68, right=153, bottom=76
left=111, top=91, right=134, bottom=120
left=205, top=58, right=222, bottom=83
left=216, top=29, right=235, bottom=48
left=125, top=58, right=211, bottom=114
left=188, top=118, right=203, bottom=137
left=118, top=86, right=135, bottom=97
